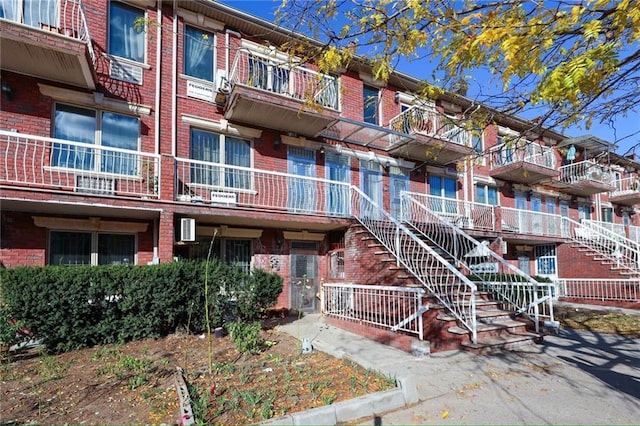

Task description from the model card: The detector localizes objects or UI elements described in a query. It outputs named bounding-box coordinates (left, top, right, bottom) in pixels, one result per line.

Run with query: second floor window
left=363, top=85, right=379, bottom=125
left=184, top=25, right=215, bottom=81
left=53, top=104, right=140, bottom=175
left=476, top=184, right=498, bottom=205
left=189, top=129, right=251, bottom=189
left=109, top=1, right=145, bottom=63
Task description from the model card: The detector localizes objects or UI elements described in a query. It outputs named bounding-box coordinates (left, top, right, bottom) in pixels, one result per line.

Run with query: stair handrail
left=563, top=217, right=640, bottom=274
left=349, top=186, right=479, bottom=343
left=401, top=192, right=555, bottom=330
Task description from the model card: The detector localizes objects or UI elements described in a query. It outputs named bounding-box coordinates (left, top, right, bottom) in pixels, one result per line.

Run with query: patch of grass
left=557, top=307, right=640, bottom=337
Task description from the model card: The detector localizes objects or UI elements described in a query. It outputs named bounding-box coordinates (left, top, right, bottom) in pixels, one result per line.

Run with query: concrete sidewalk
left=276, top=313, right=640, bottom=425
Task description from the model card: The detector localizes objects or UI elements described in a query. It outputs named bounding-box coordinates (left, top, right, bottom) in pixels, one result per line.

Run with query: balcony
left=224, top=49, right=340, bottom=137
left=386, top=106, right=476, bottom=164
left=175, top=157, right=351, bottom=218
left=0, top=0, right=97, bottom=89
left=0, top=130, right=160, bottom=199
left=609, top=176, right=640, bottom=206
left=501, top=207, right=565, bottom=242
left=488, top=142, right=558, bottom=184
left=547, top=160, right=616, bottom=196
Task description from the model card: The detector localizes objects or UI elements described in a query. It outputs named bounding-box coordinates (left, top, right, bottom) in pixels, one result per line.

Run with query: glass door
left=360, top=160, right=383, bottom=219
left=325, top=152, right=350, bottom=216
left=290, top=242, right=319, bottom=313
left=389, top=166, right=409, bottom=219
left=288, top=147, right=316, bottom=213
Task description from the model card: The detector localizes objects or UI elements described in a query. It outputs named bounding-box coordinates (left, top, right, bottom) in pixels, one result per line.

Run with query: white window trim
left=181, top=115, right=262, bottom=139
left=177, top=8, right=224, bottom=31
left=108, top=1, right=148, bottom=65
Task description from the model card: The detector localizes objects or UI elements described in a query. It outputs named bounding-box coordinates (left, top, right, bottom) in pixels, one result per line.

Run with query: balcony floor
left=489, top=162, right=559, bottom=184
left=389, top=134, right=475, bottom=164
left=0, top=20, right=96, bottom=89
left=224, top=85, right=340, bottom=138
left=609, top=192, right=640, bottom=207
left=546, top=178, right=617, bottom=196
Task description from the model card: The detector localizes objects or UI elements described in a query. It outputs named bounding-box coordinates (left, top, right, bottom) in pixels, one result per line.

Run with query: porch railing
left=322, top=283, right=426, bottom=338
left=1, top=0, right=96, bottom=64
left=328, top=248, right=345, bottom=279
left=400, top=192, right=496, bottom=231
left=387, top=105, right=471, bottom=146
left=611, top=176, right=640, bottom=195
left=501, top=207, right=564, bottom=238
left=0, top=130, right=160, bottom=198
left=350, top=186, right=479, bottom=343
left=630, top=225, right=640, bottom=243
left=401, top=192, right=555, bottom=329
left=228, top=48, right=339, bottom=110
left=564, top=217, right=640, bottom=275
left=585, top=219, right=626, bottom=238
left=557, top=278, right=639, bottom=302
left=175, top=157, right=351, bottom=217
left=489, top=141, right=556, bottom=170
left=558, top=160, right=613, bottom=185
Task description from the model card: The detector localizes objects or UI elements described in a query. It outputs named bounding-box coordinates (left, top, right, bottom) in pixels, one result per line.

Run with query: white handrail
left=401, top=192, right=555, bottom=329
left=501, top=207, right=564, bottom=238
left=557, top=278, right=639, bottom=302
left=489, top=141, right=556, bottom=169
left=401, top=192, right=496, bottom=231
left=559, top=160, right=613, bottom=185
left=388, top=105, right=471, bottom=146
left=349, top=186, right=479, bottom=343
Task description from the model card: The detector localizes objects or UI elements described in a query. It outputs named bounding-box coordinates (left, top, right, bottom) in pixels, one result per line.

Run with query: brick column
left=158, top=210, right=174, bottom=263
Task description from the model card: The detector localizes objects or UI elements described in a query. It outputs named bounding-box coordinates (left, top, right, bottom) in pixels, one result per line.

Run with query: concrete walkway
left=276, top=310, right=640, bottom=425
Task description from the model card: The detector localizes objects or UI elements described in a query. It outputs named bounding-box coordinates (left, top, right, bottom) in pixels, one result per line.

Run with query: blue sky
left=219, top=0, right=639, bottom=156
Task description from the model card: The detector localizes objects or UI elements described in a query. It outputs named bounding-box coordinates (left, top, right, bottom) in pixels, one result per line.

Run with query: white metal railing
left=565, top=217, right=640, bottom=275
left=322, top=283, right=427, bottom=338
left=586, top=220, right=626, bottom=238
left=401, top=192, right=555, bottom=329
left=175, top=157, right=351, bottom=216
left=0, top=130, right=160, bottom=198
left=489, top=141, right=556, bottom=170
left=630, top=225, right=640, bottom=243
left=611, top=176, right=640, bottom=195
left=388, top=105, right=471, bottom=146
left=558, top=160, right=613, bottom=186
left=401, top=192, right=496, bottom=231
left=350, top=186, right=479, bottom=343
left=557, top=278, right=639, bottom=302
left=1, top=0, right=96, bottom=64
left=228, top=48, right=339, bottom=110
left=501, top=207, right=564, bottom=238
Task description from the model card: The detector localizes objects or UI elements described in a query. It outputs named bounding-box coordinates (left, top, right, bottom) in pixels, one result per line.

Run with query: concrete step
left=461, top=331, right=541, bottom=354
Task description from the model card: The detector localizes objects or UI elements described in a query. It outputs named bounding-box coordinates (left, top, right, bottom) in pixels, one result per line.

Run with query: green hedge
left=0, top=261, right=282, bottom=353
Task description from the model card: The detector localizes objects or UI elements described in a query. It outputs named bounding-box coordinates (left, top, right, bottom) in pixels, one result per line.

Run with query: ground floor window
left=49, top=231, right=136, bottom=265
left=191, top=238, right=253, bottom=273
left=535, top=244, right=557, bottom=276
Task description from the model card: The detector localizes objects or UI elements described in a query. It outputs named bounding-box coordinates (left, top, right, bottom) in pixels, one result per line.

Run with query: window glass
left=535, top=244, right=557, bottom=276
left=472, top=128, right=483, bottom=153
left=98, top=234, right=135, bottom=265
left=109, top=1, right=145, bottom=63
left=184, top=25, right=215, bottom=81
left=601, top=207, right=613, bottom=223
left=23, top=0, right=57, bottom=27
left=476, top=184, right=498, bottom=205
left=189, top=129, right=251, bottom=189
left=49, top=231, right=91, bottom=265
left=102, top=112, right=139, bottom=174
left=363, top=85, right=378, bottom=125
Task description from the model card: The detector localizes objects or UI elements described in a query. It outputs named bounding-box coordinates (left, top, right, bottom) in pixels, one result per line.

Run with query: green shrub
left=0, top=303, right=28, bottom=353
left=226, top=320, right=263, bottom=354
left=0, top=261, right=282, bottom=353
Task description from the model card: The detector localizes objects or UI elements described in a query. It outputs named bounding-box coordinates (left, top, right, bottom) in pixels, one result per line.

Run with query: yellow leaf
left=441, top=410, right=449, bottom=419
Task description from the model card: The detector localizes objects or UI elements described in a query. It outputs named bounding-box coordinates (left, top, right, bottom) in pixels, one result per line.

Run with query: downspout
left=171, top=0, right=177, bottom=157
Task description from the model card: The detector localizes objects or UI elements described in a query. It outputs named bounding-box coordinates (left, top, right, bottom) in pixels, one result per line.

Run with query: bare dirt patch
left=0, top=319, right=395, bottom=425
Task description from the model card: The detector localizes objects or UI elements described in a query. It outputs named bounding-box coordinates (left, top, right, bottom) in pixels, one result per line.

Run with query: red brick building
left=1, top=1, right=638, bottom=347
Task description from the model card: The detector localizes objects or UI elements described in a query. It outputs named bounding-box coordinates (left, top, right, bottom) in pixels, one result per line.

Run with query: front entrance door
left=290, top=242, right=319, bottom=313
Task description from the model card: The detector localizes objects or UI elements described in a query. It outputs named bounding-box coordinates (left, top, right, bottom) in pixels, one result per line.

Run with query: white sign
left=211, top=191, right=237, bottom=205
left=187, top=80, right=214, bottom=102
left=469, top=262, right=499, bottom=273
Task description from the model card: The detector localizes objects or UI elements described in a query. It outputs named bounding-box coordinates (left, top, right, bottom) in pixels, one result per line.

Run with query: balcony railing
left=0, top=130, right=160, bottom=198
left=228, top=49, right=339, bottom=110
left=489, top=142, right=556, bottom=169
left=612, top=176, right=640, bottom=194
left=388, top=105, right=471, bottom=146
left=557, top=278, right=639, bottom=302
left=400, top=192, right=496, bottom=231
left=630, top=225, right=640, bottom=243
left=501, top=208, right=564, bottom=238
left=175, top=157, right=351, bottom=217
left=558, top=160, right=613, bottom=185
left=583, top=219, right=626, bottom=239
left=0, top=0, right=95, bottom=64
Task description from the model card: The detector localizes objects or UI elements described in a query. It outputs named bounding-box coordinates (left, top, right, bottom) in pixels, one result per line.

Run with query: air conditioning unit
left=180, top=218, right=196, bottom=242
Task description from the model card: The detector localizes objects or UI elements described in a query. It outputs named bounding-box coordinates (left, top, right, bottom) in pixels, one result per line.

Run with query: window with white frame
left=0, top=0, right=58, bottom=28
left=52, top=104, right=140, bottom=175
left=476, top=184, right=498, bottom=205
left=363, top=85, right=379, bottom=125
left=429, top=174, right=457, bottom=214
left=535, top=244, right=557, bottom=276
left=184, top=25, right=215, bottom=82
left=189, top=128, right=251, bottom=189
left=108, top=1, right=145, bottom=63
left=49, top=231, right=136, bottom=266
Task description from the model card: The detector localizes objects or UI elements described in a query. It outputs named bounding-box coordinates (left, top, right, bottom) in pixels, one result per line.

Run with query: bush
left=226, top=320, right=263, bottom=354
left=0, top=303, right=28, bottom=353
left=0, top=261, right=283, bottom=353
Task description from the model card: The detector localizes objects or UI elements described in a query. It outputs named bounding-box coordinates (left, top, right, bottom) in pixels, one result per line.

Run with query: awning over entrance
left=319, top=117, right=414, bottom=150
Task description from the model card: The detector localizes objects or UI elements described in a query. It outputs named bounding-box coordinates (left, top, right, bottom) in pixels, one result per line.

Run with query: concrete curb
left=260, top=376, right=418, bottom=425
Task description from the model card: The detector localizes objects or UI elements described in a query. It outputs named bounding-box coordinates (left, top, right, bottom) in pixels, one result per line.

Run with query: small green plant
left=321, top=392, right=337, bottom=405
left=187, top=382, right=209, bottom=423
left=0, top=303, right=27, bottom=355
left=212, top=361, right=235, bottom=375
left=239, top=366, right=251, bottom=385
left=37, top=351, right=72, bottom=382
left=226, top=321, right=263, bottom=354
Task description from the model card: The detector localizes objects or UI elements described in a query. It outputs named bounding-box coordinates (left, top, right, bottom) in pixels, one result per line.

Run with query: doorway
left=290, top=242, right=319, bottom=313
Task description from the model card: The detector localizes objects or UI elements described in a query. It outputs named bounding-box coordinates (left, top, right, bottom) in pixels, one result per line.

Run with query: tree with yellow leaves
left=276, top=0, right=640, bottom=152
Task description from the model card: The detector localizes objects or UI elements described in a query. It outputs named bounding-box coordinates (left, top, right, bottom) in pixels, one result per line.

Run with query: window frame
left=475, top=183, right=498, bottom=206
left=108, top=1, right=147, bottom=64
left=363, top=84, right=379, bottom=125
left=183, top=24, right=216, bottom=83
left=48, top=230, right=137, bottom=266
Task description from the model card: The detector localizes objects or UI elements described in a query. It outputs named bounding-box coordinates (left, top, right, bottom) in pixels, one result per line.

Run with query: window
left=109, top=1, right=145, bottom=63
left=247, top=54, right=290, bottom=94
left=53, top=104, right=140, bottom=175
left=578, top=203, right=591, bottom=220
left=191, top=238, right=252, bottom=273
left=601, top=207, right=613, bottom=223
left=472, top=128, right=484, bottom=154
left=363, top=85, right=379, bottom=125
left=189, top=129, right=251, bottom=189
left=429, top=175, right=457, bottom=213
left=535, top=244, right=557, bottom=276
left=476, top=184, right=498, bottom=205
left=0, top=0, right=58, bottom=27
left=496, top=135, right=514, bottom=164
left=184, top=25, right=215, bottom=81
left=49, top=231, right=135, bottom=265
